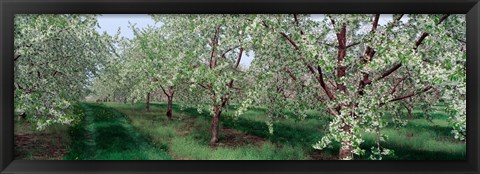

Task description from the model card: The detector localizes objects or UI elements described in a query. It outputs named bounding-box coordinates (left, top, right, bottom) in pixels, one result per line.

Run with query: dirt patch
left=14, top=122, right=70, bottom=160
left=170, top=153, right=193, bottom=160
left=310, top=150, right=337, bottom=160
left=176, top=115, right=197, bottom=136
left=215, top=128, right=266, bottom=148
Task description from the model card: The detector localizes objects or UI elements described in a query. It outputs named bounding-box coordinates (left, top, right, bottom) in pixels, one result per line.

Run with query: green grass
left=361, top=117, right=465, bottom=160
left=15, top=100, right=464, bottom=160
left=102, top=102, right=465, bottom=160
left=104, top=102, right=308, bottom=160
left=64, top=103, right=172, bottom=160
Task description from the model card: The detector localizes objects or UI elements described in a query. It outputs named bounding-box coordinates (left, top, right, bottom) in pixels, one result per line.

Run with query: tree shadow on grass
left=65, top=103, right=172, bottom=160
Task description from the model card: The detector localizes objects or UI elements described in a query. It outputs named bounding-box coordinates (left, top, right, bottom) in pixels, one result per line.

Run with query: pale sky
left=96, top=14, right=408, bottom=68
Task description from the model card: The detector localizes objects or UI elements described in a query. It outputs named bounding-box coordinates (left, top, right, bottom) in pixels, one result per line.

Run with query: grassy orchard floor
left=95, top=102, right=464, bottom=160
left=14, top=102, right=466, bottom=160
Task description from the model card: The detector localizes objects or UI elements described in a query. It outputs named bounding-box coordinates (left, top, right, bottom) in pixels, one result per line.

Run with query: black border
left=1, top=0, right=479, bottom=174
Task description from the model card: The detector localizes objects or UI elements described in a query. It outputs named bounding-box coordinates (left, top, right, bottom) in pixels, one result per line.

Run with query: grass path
left=64, top=103, right=172, bottom=160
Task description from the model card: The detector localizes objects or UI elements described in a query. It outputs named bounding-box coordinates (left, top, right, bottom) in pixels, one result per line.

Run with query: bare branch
left=327, top=15, right=337, bottom=31
left=437, top=14, right=450, bottom=25
left=317, top=65, right=335, bottom=101
left=346, top=42, right=360, bottom=49
left=414, top=14, right=450, bottom=50
left=280, top=32, right=300, bottom=50
left=414, top=32, right=430, bottom=50
left=293, top=14, right=305, bottom=35
left=395, top=14, right=405, bottom=21
left=233, top=47, right=244, bottom=69
left=159, top=85, right=170, bottom=97
left=389, top=85, right=433, bottom=102
left=376, top=63, right=402, bottom=81
left=389, top=77, right=406, bottom=94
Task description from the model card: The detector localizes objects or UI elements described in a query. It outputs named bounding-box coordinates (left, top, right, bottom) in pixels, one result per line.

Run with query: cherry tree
left=128, top=24, right=189, bottom=119
left=14, top=14, right=112, bottom=129
left=152, top=14, right=253, bottom=144
left=239, top=14, right=465, bottom=160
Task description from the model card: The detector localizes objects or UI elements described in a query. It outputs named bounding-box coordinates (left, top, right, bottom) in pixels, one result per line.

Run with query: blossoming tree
left=14, top=14, right=112, bottom=129
left=240, top=14, right=465, bottom=160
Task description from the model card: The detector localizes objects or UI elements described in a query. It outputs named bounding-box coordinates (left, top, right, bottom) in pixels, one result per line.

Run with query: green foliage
left=14, top=14, right=113, bottom=130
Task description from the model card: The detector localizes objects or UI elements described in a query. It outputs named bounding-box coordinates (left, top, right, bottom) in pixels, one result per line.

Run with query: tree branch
left=380, top=85, right=433, bottom=107
left=389, top=85, right=433, bottom=102
left=437, top=14, right=450, bottom=25
left=284, top=68, right=298, bottom=81
left=389, top=77, right=406, bottom=94
left=280, top=32, right=299, bottom=50
left=233, top=47, right=244, bottom=69
left=293, top=14, right=305, bottom=35
left=197, top=83, right=209, bottom=90
left=316, top=95, right=339, bottom=116
left=327, top=15, right=337, bottom=31
left=159, top=85, right=170, bottom=97
left=371, top=14, right=380, bottom=32
left=395, top=14, right=405, bottom=21
left=414, top=32, right=429, bottom=50
left=414, top=14, right=450, bottom=50
left=317, top=65, right=335, bottom=101
left=209, top=25, right=221, bottom=69
left=346, top=42, right=360, bottom=49
left=376, top=63, right=402, bottom=81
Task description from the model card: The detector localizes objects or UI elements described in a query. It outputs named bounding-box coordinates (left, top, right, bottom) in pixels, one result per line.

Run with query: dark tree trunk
left=160, top=86, right=175, bottom=121
left=210, top=105, right=221, bottom=145
left=166, top=96, right=173, bottom=121
left=124, top=97, right=127, bottom=104
left=146, top=93, right=150, bottom=112
left=407, top=106, right=412, bottom=120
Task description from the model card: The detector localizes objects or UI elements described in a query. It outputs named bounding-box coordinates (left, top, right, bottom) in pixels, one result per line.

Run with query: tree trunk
left=339, top=124, right=353, bottom=160
left=146, top=93, right=150, bottom=112
left=407, top=107, right=412, bottom=120
left=124, top=97, right=127, bottom=104
left=210, top=105, right=221, bottom=145
left=166, top=96, right=173, bottom=121
left=339, top=142, right=353, bottom=160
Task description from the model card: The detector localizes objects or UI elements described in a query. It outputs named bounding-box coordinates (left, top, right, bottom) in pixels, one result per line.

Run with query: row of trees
left=15, top=14, right=466, bottom=160
left=92, top=14, right=466, bottom=160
